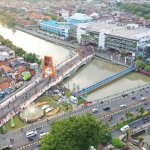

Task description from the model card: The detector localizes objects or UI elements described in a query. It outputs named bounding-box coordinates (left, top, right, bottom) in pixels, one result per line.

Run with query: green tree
left=41, top=113, right=111, bottom=150
left=125, top=111, right=134, bottom=119
left=138, top=136, right=144, bottom=147
left=136, top=60, right=142, bottom=68
left=145, top=66, right=150, bottom=72
left=111, top=137, right=124, bottom=148
left=139, top=106, right=145, bottom=115
left=51, top=14, right=58, bottom=20
left=42, top=18, right=49, bottom=21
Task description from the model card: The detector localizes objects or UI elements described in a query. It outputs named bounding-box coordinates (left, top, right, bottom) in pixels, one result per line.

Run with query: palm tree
left=125, top=111, right=131, bottom=119
left=138, top=136, right=144, bottom=147
left=139, top=106, right=145, bottom=115
left=125, top=128, right=132, bottom=142
left=125, top=111, right=134, bottom=119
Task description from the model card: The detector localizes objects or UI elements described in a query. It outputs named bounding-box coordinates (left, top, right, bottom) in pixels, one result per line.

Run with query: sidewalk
left=95, top=51, right=132, bottom=67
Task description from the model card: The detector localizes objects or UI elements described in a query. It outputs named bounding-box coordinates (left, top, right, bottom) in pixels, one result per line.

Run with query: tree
left=138, top=136, right=144, bottom=147
left=125, top=129, right=132, bottom=142
left=125, top=111, right=134, bottom=119
left=51, top=14, right=58, bottom=20
left=139, top=106, right=145, bottom=115
left=136, top=60, right=141, bottom=68
left=40, top=113, right=111, bottom=150
left=111, top=137, right=124, bottom=148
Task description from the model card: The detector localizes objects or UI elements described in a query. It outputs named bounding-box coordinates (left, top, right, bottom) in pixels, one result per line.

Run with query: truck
left=69, top=96, right=78, bottom=104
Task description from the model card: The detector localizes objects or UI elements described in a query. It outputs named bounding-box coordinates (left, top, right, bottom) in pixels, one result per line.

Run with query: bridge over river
left=74, top=66, right=135, bottom=97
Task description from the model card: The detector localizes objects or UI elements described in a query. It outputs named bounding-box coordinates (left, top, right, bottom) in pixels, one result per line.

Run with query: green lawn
left=5, top=116, right=29, bottom=131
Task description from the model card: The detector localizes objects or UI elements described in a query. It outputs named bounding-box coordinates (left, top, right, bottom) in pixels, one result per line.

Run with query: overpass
left=75, top=66, right=135, bottom=96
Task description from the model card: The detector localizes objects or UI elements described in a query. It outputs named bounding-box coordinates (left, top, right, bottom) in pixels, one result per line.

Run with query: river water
left=0, top=25, right=150, bottom=100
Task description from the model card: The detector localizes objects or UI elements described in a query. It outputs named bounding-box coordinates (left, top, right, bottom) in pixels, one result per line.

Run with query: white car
left=92, top=108, right=98, bottom=113
left=26, top=131, right=37, bottom=138
left=141, top=97, right=147, bottom=101
left=120, top=125, right=129, bottom=132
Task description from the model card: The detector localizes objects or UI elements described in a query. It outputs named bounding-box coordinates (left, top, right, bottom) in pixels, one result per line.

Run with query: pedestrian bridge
left=75, top=66, right=135, bottom=96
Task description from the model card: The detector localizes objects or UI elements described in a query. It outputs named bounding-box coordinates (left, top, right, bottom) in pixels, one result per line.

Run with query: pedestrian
left=3, top=135, right=5, bottom=139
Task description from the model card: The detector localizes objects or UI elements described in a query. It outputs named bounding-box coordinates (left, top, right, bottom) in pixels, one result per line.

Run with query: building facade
left=40, top=20, right=70, bottom=38
left=78, top=21, right=150, bottom=57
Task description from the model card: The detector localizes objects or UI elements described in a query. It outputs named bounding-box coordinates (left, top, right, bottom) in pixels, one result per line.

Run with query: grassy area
left=64, top=88, right=72, bottom=97
left=5, top=116, right=29, bottom=131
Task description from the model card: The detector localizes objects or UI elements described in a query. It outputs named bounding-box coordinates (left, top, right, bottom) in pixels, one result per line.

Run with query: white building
left=77, top=23, right=91, bottom=43
left=58, top=9, right=69, bottom=19
left=0, top=52, right=9, bottom=61
left=78, top=21, right=150, bottom=57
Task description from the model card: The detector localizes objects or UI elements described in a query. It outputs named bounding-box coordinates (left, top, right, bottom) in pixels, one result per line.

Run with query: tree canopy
left=40, top=113, right=111, bottom=150
left=116, top=2, right=150, bottom=19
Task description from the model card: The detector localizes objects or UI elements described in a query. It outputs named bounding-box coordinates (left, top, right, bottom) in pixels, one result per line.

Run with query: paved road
left=0, top=54, right=89, bottom=123
left=0, top=87, right=150, bottom=149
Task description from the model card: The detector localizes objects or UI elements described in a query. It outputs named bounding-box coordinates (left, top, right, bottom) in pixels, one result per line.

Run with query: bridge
left=0, top=52, right=94, bottom=127
left=75, top=66, right=135, bottom=96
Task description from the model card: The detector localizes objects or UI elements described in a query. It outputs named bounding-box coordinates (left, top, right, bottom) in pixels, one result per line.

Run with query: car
left=57, top=99, right=64, bottom=104
left=122, top=94, right=128, bottom=97
left=103, top=106, right=110, bottom=110
left=92, top=108, right=98, bottom=113
left=120, top=125, right=129, bottom=132
left=120, top=104, right=127, bottom=109
left=132, top=96, right=135, bottom=99
left=141, top=97, right=147, bottom=101
left=26, top=131, right=37, bottom=138
left=132, top=140, right=138, bottom=146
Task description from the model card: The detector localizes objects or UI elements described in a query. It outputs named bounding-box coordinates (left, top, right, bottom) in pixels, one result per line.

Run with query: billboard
left=43, top=56, right=56, bottom=78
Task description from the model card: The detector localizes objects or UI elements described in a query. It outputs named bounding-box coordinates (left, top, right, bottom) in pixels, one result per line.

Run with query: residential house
left=0, top=78, right=13, bottom=90
left=0, top=46, right=15, bottom=59
left=27, top=12, right=43, bottom=22
left=1, top=65, right=14, bottom=76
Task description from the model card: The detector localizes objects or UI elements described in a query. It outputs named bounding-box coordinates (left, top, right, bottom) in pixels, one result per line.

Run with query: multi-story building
left=67, top=13, right=93, bottom=24
left=78, top=21, right=150, bottom=57
left=40, top=20, right=70, bottom=38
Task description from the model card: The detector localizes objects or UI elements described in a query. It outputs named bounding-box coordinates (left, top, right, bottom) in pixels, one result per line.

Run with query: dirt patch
left=36, top=101, right=48, bottom=106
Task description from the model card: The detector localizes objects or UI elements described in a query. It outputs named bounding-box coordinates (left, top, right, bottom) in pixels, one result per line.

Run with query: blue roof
left=68, top=13, right=92, bottom=21
left=41, top=20, right=70, bottom=29
left=41, top=20, right=59, bottom=27
left=4, top=87, right=11, bottom=94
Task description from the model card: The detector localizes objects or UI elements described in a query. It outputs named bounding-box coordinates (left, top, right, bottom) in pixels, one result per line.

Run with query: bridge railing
left=78, top=67, right=134, bottom=95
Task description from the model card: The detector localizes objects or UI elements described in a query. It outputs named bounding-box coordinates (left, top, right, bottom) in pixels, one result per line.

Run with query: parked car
left=120, top=104, right=127, bottom=109
left=120, top=125, right=129, bottom=132
left=132, top=96, right=135, bottom=99
left=132, top=140, right=138, bottom=146
left=103, top=106, right=110, bottom=110
left=92, top=108, right=98, bottom=113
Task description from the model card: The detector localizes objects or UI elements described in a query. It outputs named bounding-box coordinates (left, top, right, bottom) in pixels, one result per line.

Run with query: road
left=0, top=53, right=90, bottom=123
left=0, top=87, right=150, bottom=149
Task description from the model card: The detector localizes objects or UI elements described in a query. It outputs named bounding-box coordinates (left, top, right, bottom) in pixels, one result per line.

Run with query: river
left=0, top=25, right=150, bottom=100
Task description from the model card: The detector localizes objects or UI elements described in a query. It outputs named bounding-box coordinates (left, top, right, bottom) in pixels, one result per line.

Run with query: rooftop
left=68, top=13, right=92, bottom=21
left=40, top=20, right=70, bottom=29
left=86, top=21, right=150, bottom=40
